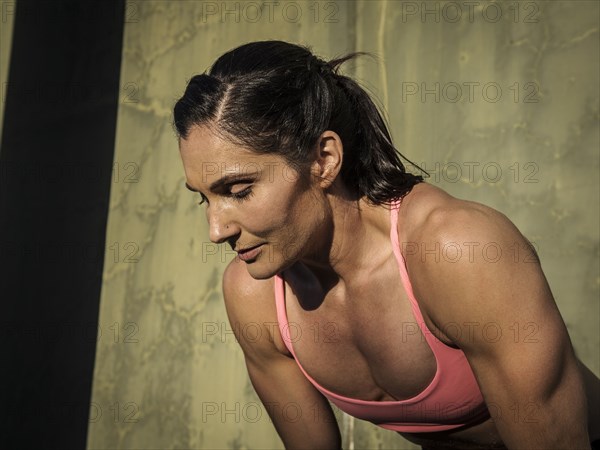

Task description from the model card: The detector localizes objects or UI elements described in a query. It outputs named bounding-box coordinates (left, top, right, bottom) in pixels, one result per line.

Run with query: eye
left=230, top=186, right=254, bottom=202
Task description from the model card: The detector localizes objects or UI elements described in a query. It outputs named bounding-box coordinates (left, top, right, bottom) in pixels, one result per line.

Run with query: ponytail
left=310, top=52, right=426, bottom=205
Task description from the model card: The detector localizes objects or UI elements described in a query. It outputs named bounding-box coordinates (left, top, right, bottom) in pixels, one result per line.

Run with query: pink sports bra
left=273, top=197, right=490, bottom=433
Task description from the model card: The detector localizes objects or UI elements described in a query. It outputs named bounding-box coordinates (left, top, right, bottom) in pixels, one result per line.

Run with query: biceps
left=470, top=308, right=572, bottom=400
left=466, top=305, right=588, bottom=431
left=469, top=343, right=588, bottom=448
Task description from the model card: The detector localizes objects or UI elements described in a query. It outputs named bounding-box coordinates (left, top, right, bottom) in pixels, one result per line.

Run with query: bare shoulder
left=222, top=260, right=290, bottom=358
left=222, top=259, right=275, bottom=313
left=398, top=182, right=518, bottom=243
left=398, top=182, right=541, bottom=333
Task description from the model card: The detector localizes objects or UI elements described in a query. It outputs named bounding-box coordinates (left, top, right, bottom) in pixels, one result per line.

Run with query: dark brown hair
left=173, top=40, right=426, bottom=205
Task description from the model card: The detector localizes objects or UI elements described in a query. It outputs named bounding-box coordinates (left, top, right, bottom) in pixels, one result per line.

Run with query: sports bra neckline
left=275, top=197, right=447, bottom=405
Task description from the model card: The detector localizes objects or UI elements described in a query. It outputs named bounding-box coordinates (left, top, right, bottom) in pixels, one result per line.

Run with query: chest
left=276, top=257, right=440, bottom=402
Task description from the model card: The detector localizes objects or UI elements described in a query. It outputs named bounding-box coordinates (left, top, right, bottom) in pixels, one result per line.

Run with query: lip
left=236, top=244, right=264, bottom=262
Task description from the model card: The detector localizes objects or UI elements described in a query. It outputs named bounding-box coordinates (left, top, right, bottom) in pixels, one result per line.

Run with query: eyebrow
left=185, top=172, right=258, bottom=193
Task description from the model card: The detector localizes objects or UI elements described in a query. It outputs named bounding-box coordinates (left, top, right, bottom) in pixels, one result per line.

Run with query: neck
left=296, top=191, right=391, bottom=292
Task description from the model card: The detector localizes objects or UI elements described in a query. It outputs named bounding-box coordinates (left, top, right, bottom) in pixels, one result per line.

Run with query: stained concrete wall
left=87, top=1, right=599, bottom=449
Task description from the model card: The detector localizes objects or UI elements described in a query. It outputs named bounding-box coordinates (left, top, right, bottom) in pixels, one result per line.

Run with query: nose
left=207, top=207, right=240, bottom=244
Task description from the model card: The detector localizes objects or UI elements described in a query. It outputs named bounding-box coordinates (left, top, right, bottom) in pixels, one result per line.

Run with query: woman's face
left=179, top=124, right=330, bottom=279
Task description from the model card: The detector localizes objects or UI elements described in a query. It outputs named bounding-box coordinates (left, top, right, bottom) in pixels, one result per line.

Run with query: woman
left=174, top=40, right=599, bottom=449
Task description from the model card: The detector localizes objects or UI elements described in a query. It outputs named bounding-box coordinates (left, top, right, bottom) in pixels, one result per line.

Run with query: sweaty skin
left=180, top=124, right=599, bottom=449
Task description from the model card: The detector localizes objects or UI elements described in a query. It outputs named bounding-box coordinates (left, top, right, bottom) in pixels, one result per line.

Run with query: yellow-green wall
left=88, top=1, right=599, bottom=449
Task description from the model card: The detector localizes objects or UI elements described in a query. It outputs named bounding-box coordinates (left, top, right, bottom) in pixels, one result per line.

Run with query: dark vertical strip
left=0, top=1, right=125, bottom=449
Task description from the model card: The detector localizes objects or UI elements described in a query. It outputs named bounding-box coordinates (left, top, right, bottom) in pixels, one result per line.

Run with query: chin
left=238, top=255, right=277, bottom=280
left=244, top=253, right=296, bottom=281
left=245, top=265, right=276, bottom=280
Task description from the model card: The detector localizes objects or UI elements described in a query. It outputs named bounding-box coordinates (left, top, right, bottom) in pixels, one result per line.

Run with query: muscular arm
left=407, top=203, right=590, bottom=449
left=222, top=260, right=342, bottom=449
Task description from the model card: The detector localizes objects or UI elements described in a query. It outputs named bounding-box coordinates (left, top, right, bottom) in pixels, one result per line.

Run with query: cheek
left=236, top=195, right=291, bottom=240
left=248, top=171, right=318, bottom=242
left=275, top=201, right=321, bottom=254
left=253, top=180, right=305, bottom=229
left=253, top=198, right=310, bottom=255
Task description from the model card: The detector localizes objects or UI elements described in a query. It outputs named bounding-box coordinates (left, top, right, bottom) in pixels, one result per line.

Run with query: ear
left=311, top=130, right=343, bottom=189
